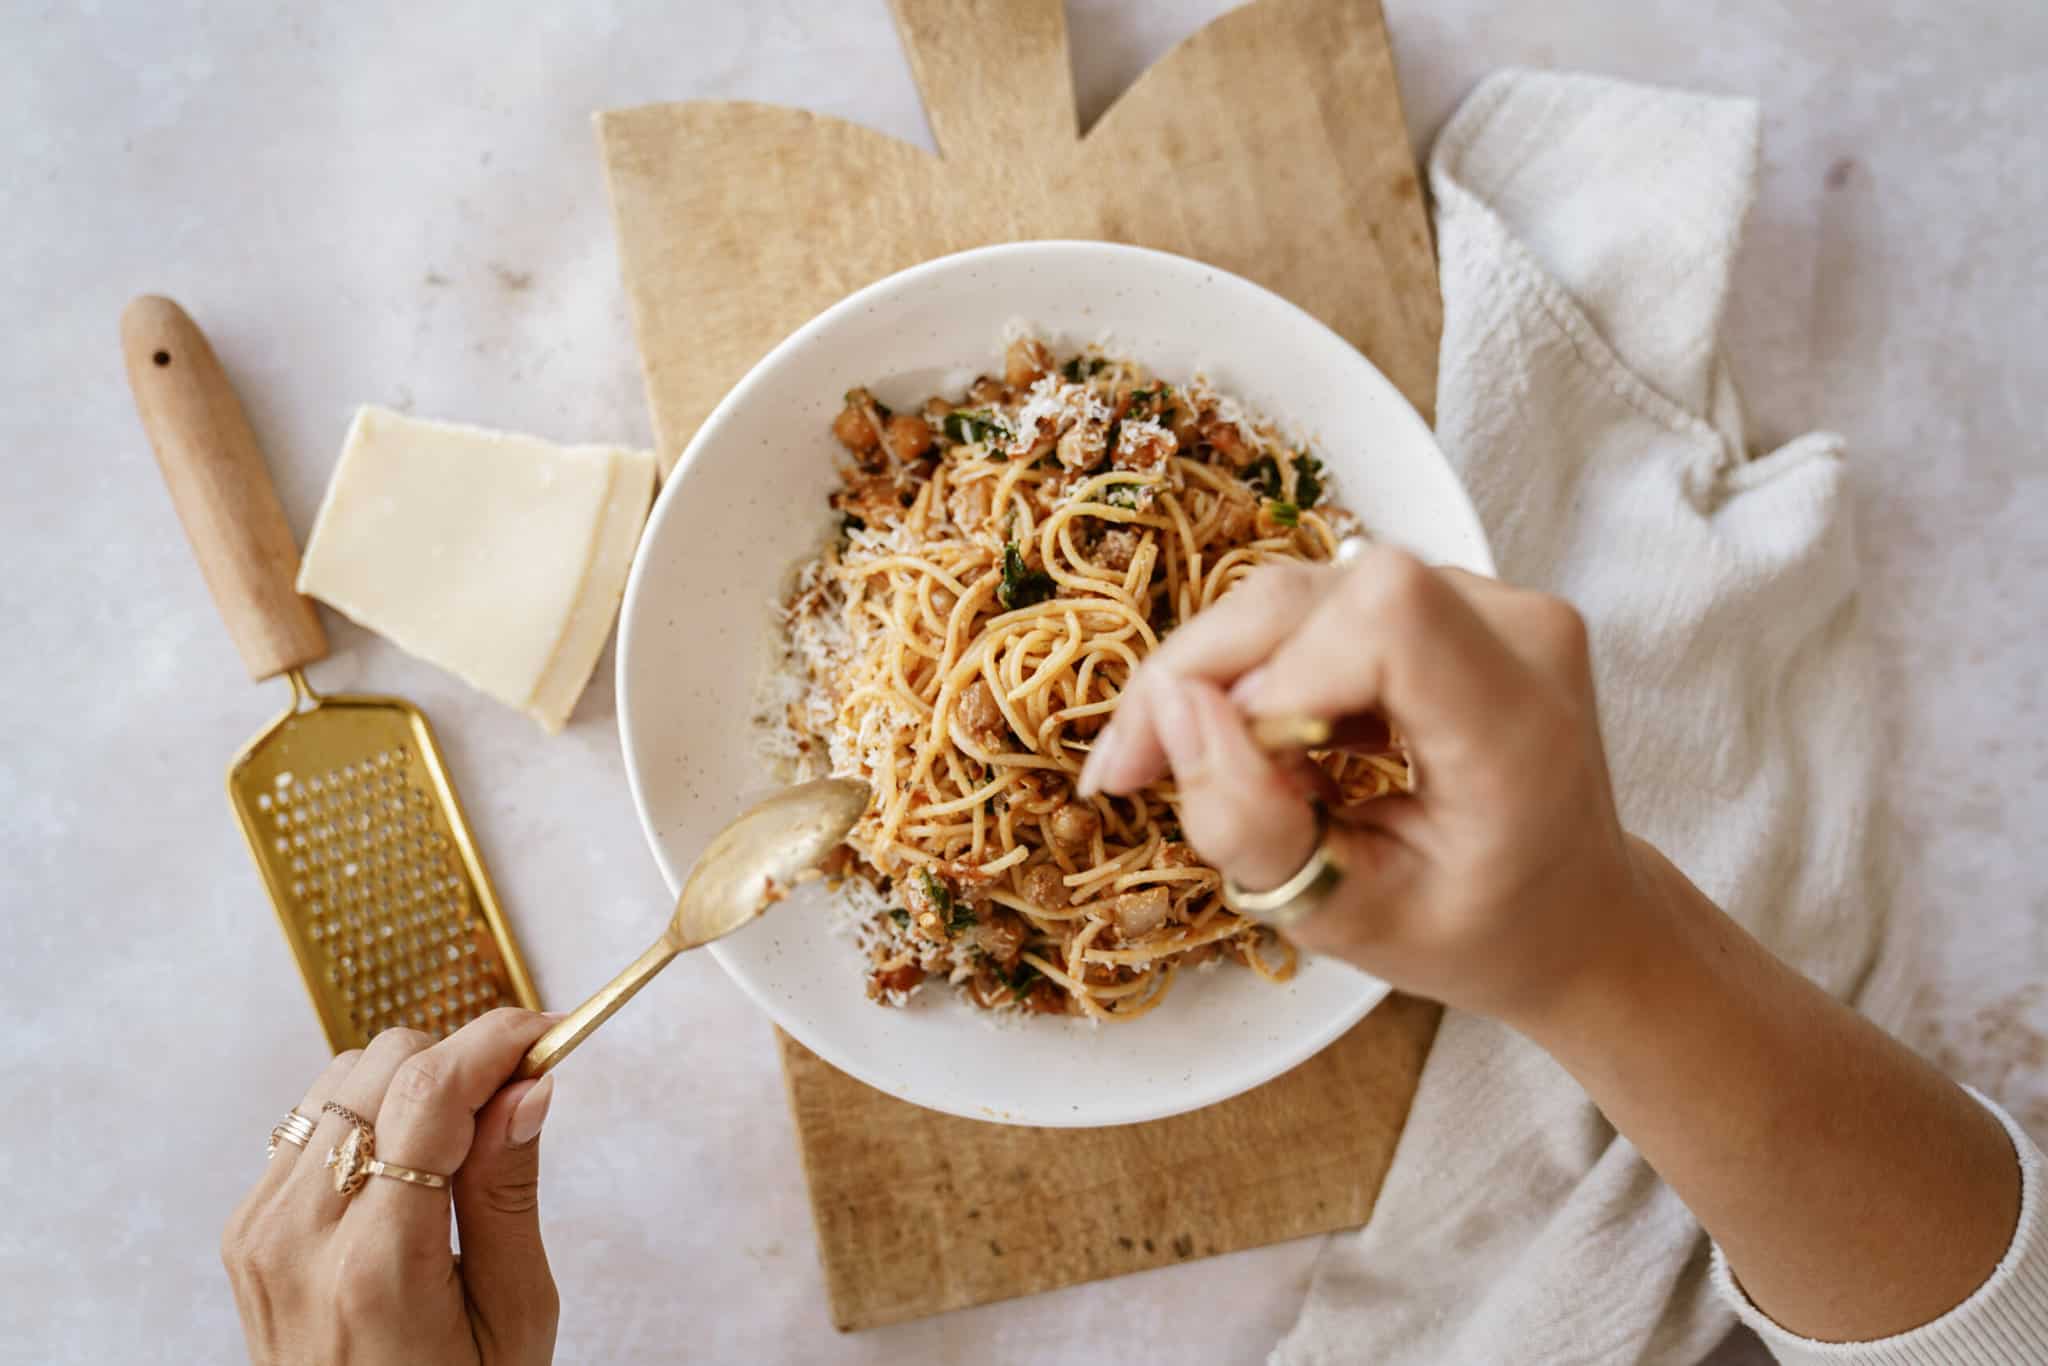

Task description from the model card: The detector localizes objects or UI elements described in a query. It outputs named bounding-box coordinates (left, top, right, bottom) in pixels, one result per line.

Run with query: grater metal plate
left=227, top=678, right=540, bottom=1051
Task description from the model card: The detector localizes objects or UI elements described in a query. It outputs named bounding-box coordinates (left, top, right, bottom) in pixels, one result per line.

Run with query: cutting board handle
left=890, top=0, right=1075, bottom=161
left=122, top=295, right=328, bottom=682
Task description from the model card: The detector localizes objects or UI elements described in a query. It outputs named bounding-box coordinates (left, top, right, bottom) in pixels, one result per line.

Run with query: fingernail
left=507, top=1074, right=554, bottom=1147
left=541, top=1010, right=570, bottom=1021
left=1077, top=723, right=1121, bottom=797
left=1230, top=667, right=1270, bottom=707
left=1153, top=677, right=1208, bottom=773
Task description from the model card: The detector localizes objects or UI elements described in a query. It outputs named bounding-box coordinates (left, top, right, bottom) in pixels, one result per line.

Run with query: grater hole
left=273, top=754, right=514, bottom=1049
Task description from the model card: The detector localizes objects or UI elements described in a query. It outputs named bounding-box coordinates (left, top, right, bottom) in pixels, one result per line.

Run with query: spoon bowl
left=516, top=778, right=869, bottom=1078
left=672, top=778, right=872, bottom=949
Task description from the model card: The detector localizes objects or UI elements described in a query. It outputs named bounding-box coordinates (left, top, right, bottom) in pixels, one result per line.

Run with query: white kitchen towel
left=1275, top=70, right=1908, bottom=1365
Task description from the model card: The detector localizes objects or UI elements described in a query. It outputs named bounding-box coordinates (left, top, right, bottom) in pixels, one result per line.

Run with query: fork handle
left=122, top=295, right=328, bottom=681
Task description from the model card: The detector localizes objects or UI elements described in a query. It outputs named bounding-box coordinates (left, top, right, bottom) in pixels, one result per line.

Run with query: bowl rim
left=615, top=239, right=1488, bottom=1125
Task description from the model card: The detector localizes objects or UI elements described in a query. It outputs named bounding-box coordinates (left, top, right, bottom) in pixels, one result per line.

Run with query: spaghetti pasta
left=762, top=334, right=1410, bottom=1019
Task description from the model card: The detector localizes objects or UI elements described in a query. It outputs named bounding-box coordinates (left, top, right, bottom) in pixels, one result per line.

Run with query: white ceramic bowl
left=617, top=241, right=1493, bottom=1127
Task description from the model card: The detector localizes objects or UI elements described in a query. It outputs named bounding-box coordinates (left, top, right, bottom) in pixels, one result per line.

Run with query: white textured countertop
left=4, top=3, right=2042, bottom=1363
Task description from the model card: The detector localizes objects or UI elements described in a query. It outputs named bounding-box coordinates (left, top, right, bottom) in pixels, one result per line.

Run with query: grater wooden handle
left=122, top=295, right=329, bottom=682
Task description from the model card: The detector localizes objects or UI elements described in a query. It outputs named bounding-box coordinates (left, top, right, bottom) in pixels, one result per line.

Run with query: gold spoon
left=515, top=778, right=870, bottom=1078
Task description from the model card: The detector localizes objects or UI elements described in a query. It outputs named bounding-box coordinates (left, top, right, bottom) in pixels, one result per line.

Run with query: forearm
left=1518, top=840, right=2019, bottom=1343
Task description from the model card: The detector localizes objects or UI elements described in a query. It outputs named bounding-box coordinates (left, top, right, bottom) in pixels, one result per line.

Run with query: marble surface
left=3, top=2, right=2042, bottom=1362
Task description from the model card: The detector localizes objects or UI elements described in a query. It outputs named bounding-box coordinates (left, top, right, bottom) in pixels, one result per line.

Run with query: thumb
left=455, top=1075, right=559, bottom=1366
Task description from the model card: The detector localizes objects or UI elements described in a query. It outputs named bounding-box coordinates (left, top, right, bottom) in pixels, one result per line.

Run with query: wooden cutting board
left=598, top=0, right=1444, bottom=1330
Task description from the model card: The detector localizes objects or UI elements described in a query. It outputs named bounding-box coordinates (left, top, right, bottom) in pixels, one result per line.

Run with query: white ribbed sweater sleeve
left=1715, top=1090, right=2048, bottom=1364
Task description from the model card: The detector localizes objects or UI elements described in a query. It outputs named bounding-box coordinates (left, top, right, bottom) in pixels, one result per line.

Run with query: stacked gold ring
left=267, top=1110, right=316, bottom=1159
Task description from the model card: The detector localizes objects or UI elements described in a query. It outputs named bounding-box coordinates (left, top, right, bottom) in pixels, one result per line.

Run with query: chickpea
left=1004, top=336, right=1054, bottom=388
left=1056, top=418, right=1108, bottom=470
left=1020, top=862, right=1072, bottom=910
left=832, top=402, right=879, bottom=453
left=884, top=412, right=934, bottom=462
left=1047, top=801, right=1100, bottom=849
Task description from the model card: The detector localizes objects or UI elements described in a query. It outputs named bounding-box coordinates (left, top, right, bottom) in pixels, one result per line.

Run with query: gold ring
left=1221, top=808, right=1343, bottom=931
left=320, top=1102, right=449, bottom=1195
left=267, top=1110, right=315, bottom=1159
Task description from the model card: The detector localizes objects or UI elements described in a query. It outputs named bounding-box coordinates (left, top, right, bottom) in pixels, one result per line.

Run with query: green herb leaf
left=1268, top=500, right=1301, bottom=527
left=913, top=867, right=978, bottom=936
left=1061, top=357, right=1084, bottom=383
left=1293, top=452, right=1326, bottom=508
left=839, top=512, right=866, bottom=536
left=1006, top=962, right=1042, bottom=998
left=1102, top=482, right=1142, bottom=509
left=1244, top=455, right=1283, bottom=499
left=943, top=409, right=1011, bottom=448
left=999, top=542, right=1056, bottom=611
left=1126, top=384, right=1170, bottom=420
left=888, top=908, right=910, bottom=927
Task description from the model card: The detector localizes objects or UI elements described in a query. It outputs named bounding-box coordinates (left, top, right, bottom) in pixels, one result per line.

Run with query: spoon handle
left=516, top=938, right=679, bottom=1079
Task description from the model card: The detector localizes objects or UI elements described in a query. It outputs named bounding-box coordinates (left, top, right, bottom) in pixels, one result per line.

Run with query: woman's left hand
left=222, top=1009, right=561, bottom=1366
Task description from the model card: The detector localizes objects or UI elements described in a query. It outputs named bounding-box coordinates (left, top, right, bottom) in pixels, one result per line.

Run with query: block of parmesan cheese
left=297, top=406, right=656, bottom=732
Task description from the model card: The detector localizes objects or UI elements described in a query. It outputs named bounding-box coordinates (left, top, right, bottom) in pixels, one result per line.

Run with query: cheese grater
left=122, top=296, right=540, bottom=1051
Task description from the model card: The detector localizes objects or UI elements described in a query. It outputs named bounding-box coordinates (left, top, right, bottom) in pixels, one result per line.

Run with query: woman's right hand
left=1077, top=546, right=2033, bottom=1349
left=1078, top=546, right=1651, bottom=1034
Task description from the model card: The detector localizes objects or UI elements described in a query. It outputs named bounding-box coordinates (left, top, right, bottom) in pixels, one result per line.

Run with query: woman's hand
left=1080, top=546, right=1646, bottom=1031
left=223, top=1009, right=560, bottom=1366
left=1084, top=547, right=2022, bottom=1344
